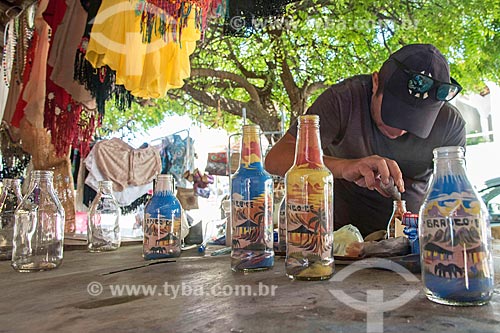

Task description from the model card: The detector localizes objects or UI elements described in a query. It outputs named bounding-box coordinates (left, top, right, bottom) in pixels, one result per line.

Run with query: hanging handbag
left=176, top=187, right=199, bottom=210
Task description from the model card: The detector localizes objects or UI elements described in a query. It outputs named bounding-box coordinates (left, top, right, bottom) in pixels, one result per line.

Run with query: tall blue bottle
left=231, top=125, right=274, bottom=272
left=143, top=174, right=182, bottom=259
left=419, top=146, right=494, bottom=305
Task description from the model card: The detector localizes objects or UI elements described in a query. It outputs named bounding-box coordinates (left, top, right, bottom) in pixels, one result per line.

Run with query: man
left=264, top=44, right=466, bottom=237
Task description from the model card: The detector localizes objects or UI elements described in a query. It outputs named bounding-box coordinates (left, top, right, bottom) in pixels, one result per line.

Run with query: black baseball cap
left=379, top=44, right=450, bottom=139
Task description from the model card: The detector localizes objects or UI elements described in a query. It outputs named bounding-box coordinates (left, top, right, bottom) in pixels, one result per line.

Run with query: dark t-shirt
left=287, top=75, right=466, bottom=236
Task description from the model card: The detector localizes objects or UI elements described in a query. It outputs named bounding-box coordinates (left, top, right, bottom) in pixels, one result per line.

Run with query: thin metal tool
left=380, top=177, right=401, bottom=200
left=211, top=247, right=231, bottom=256
left=101, top=259, right=176, bottom=275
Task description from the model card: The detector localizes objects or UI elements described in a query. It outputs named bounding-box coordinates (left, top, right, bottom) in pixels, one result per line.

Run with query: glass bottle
left=87, top=180, right=121, bottom=252
left=419, top=146, right=494, bottom=306
left=285, top=115, right=334, bottom=280
left=12, top=170, right=65, bottom=272
left=272, top=176, right=286, bottom=256
left=231, top=124, right=274, bottom=272
left=222, top=199, right=231, bottom=247
left=0, top=179, right=23, bottom=260
left=143, top=174, right=182, bottom=259
left=387, top=200, right=407, bottom=238
left=275, top=196, right=287, bottom=256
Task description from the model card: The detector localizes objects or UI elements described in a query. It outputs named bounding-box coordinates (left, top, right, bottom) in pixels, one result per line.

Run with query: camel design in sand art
left=434, top=263, right=464, bottom=278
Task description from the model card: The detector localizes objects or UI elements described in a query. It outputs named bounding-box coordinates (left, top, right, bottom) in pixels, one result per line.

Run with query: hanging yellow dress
left=85, top=0, right=200, bottom=99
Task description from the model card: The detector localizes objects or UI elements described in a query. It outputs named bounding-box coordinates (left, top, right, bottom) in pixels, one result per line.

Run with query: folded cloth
left=94, top=138, right=161, bottom=191
left=345, top=237, right=411, bottom=258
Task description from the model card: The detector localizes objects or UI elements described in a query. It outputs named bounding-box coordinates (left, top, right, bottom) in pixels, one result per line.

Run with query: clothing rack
left=149, top=128, right=190, bottom=146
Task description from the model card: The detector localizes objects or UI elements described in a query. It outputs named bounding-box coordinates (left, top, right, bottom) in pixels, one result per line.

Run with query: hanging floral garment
left=44, top=0, right=99, bottom=159
left=159, top=132, right=194, bottom=187
left=85, top=0, right=201, bottom=99
left=72, top=109, right=100, bottom=158
left=42, top=0, right=85, bottom=158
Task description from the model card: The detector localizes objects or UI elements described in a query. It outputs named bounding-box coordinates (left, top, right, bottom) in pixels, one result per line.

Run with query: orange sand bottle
left=285, top=115, right=334, bottom=280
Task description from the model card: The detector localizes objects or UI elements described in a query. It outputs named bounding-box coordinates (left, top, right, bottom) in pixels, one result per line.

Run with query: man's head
left=372, top=44, right=461, bottom=139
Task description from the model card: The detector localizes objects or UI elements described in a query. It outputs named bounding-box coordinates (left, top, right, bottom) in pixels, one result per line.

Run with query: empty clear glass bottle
left=88, top=180, right=121, bottom=252
left=419, top=146, right=494, bottom=305
left=12, top=170, right=65, bottom=272
left=0, top=179, right=23, bottom=260
left=275, top=195, right=287, bottom=256
left=387, top=200, right=406, bottom=238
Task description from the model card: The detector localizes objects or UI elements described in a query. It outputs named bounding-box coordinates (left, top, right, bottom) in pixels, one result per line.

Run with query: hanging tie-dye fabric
left=85, top=0, right=201, bottom=99
left=74, top=0, right=133, bottom=117
left=136, top=0, right=225, bottom=42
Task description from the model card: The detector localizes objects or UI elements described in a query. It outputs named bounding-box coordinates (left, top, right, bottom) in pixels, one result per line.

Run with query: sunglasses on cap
left=392, top=58, right=462, bottom=102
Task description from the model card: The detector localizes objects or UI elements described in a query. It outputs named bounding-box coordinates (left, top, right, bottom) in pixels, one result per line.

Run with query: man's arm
left=264, top=133, right=405, bottom=194
left=264, top=133, right=296, bottom=177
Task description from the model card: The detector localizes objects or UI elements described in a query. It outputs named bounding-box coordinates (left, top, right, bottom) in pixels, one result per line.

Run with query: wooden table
left=1, top=245, right=499, bottom=333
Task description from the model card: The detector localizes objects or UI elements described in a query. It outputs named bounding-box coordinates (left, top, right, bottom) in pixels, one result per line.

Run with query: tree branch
left=182, top=84, right=246, bottom=115
left=305, top=81, right=328, bottom=96
left=182, top=84, right=279, bottom=132
left=190, top=68, right=262, bottom=107
left=291, top=0, right=336, bottom=12
left=268, top=29, right=300, bottom=105
left=280, top=57, right=301, bottom=103
left=225, top=39, right=266, bottom=80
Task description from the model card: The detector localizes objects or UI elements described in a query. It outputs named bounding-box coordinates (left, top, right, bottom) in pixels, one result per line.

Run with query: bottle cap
left=402, top=212, right=419, bottom=227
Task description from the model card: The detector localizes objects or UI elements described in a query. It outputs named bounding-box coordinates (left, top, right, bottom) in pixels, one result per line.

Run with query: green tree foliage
left=97, top=96, right=187, bottom=141
left=105, top=0, right=500, bottom=139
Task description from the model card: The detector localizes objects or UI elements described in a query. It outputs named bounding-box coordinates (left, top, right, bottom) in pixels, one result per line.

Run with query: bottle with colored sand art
left=419, top=146, right=494, bottom=306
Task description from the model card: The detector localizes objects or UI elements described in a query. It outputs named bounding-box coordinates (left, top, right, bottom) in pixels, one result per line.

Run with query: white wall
left=458, top=82, right=500, bottom=187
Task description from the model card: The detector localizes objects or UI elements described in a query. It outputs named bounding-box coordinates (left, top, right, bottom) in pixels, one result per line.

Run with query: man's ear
left=372, top=72, right=379, bottom=95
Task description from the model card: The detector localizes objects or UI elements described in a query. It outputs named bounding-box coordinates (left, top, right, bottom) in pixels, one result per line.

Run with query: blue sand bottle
left=419, top=146, right=494, bottom=306
left=143, top=174, right=182, bottom=259
left=231, top=124, right=274, bottom=272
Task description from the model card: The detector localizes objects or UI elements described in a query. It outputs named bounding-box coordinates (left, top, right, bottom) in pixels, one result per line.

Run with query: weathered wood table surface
left=1, top=245, right=499, bottom=333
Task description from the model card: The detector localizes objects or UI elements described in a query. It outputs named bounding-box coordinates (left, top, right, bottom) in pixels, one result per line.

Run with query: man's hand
left=327, top=155, right=405, bottom=196
left=265, top=134, right=405, bottom=197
